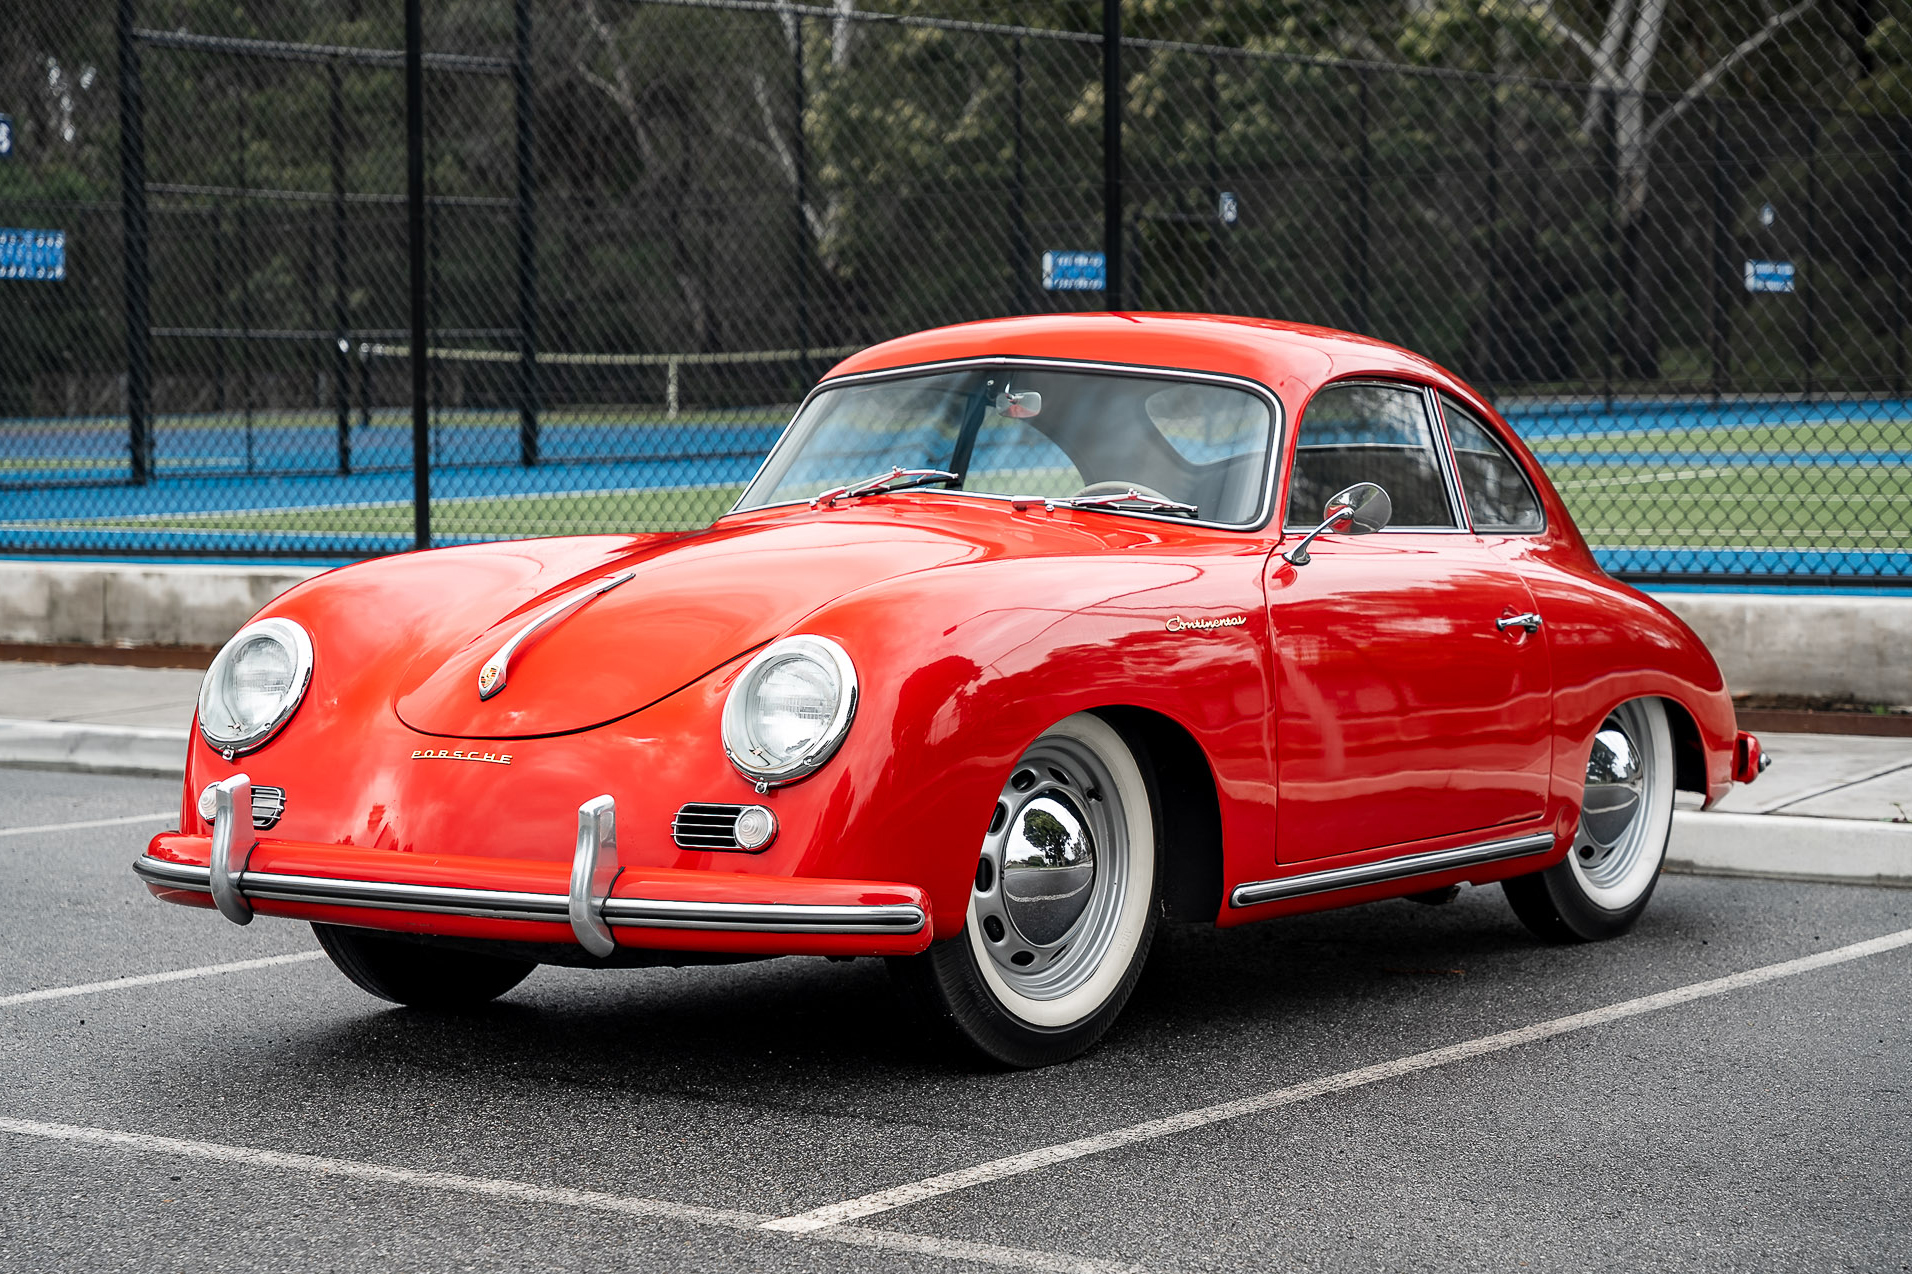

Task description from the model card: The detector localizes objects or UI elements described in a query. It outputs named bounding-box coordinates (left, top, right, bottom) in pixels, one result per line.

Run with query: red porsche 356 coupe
left=139, top=314, right=1764, bottom=1067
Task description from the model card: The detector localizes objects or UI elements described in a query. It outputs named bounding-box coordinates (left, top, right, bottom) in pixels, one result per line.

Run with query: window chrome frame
left=1430, top=390, right=1550, bottom=536
left=728, top=355, right=1288, bottom=534
left=1280, top=377, right=1470, bottom=535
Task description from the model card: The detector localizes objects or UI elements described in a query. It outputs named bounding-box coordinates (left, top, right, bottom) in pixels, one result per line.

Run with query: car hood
left=393, top=514, right=998, bottom=739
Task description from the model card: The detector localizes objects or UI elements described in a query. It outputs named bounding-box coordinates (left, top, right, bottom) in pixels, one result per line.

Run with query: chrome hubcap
left=1580, top=724, right=1645, bottom=856
left=971, top=736, right=1131, bottom=1000
left=1573, top=705, right=1656, bottom=892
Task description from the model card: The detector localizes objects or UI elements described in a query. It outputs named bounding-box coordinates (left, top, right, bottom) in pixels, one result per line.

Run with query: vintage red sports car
left=139, top=313, right=1765, bottom=1067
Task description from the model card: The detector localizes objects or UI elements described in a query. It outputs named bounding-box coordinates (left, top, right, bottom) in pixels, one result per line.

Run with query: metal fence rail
left=1, top=0, right=1908, bottom=583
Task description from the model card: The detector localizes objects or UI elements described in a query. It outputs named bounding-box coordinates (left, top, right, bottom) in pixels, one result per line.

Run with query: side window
left=1285, top=382, right=1460, bottom=529
left=1440, top=395, right=1544, bottom=533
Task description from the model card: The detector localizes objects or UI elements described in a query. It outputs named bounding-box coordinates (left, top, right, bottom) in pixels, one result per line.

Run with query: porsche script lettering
left=411, top=749, right=513, bottom=765
left=1165, top=614, right=1247, bottom=633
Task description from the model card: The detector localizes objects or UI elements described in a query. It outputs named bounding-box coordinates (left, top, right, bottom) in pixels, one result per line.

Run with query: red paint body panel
left=1266, top=535, right=1553, bottom=861
left=145, top=314, right=1745, bottom=957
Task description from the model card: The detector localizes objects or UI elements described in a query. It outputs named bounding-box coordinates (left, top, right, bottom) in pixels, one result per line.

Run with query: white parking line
left=0, top=810, right=174, bottom=839
left=764, top=924, right=1912, bottom=1234
left=0, top=952, right=325, bottom=1010
left=0, top=1116, right=1145, bottom=1274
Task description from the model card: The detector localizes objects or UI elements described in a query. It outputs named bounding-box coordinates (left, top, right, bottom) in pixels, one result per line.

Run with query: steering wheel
left=1071, top=480, right=1178, bottom=504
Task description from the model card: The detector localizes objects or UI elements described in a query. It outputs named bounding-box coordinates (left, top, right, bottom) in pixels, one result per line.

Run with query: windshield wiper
left=1010, top=489, right=1200, bottom=518
left=811, top=467, right=960, bottom=508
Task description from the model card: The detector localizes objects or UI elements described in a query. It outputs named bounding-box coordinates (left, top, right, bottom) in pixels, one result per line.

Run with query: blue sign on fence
left=1744, top=259, right=1795, bottom=294
left=0, top=114, right=14, bottom=160
left=0, top=229, right=66, bottom=281
left=1042, top=250, right=1106, bottom=291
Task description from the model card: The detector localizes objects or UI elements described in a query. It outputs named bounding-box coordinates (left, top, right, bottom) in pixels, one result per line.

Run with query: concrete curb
left=1667, top=810, right=1912, bottom=888
left=0, top=718, right=188, bottom=778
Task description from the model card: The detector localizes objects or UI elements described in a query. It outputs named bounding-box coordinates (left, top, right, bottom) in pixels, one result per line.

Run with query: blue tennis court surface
left=3, top=398, right=1908, bottom=582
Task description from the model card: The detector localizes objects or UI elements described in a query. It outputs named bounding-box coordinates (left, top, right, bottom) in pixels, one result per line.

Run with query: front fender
left=780, top=547, right=1275, bottom=938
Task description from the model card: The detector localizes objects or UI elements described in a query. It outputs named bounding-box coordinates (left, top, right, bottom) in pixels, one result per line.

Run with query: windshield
left=735, top=364, right=1277, bottom=525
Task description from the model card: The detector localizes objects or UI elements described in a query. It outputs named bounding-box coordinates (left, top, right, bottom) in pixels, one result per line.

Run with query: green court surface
left=1545, top=465, right=1912, bottom=550
left=83, top=485, right=745, bottom=539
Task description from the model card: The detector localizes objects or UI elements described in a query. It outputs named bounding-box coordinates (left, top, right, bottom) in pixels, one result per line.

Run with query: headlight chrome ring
left=197, top=617, right=314, bottom=758
left=721, top=635, right=857, bottom=789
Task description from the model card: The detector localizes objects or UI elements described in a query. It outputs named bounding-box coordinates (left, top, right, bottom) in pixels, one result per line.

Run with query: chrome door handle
left=1496, top=612, right=1542, bottom=634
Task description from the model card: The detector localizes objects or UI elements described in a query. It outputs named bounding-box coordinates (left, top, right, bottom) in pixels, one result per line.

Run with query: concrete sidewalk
left=1, top=657, right=1907, bottom=885
left=0, top=660, right=201, bottom=777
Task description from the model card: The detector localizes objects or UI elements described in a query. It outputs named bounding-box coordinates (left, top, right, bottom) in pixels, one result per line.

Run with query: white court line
left=0, top=952, right=325, bottom=1010
left=0, top=811, right=174, bottom=839
left=0, top=1117, right=1144, bottom=1274
left=765, top=924, right=1912, bottom=1234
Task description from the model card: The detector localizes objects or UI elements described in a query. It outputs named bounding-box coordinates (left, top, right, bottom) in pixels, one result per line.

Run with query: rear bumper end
left=138, top=818, right=931, bottom=960
left=1733, top=730, right=1770, bottom=786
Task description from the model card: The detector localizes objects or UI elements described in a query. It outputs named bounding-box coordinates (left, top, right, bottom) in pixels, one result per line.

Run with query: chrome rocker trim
left=1229, top=831, right=1558, bottom=909
left=132, top=856, right=927, bottom=936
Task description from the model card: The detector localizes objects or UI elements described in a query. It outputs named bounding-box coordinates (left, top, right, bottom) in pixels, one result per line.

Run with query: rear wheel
left=1504, top=697, right=1675, bottom=943
left=890, top=712, right=1161, bottom=1068
left=313, top=924, right=536, bottom=1008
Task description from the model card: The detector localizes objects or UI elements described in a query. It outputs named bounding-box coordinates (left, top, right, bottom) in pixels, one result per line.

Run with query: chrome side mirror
left=1284, top=482, right=1392, bottom=566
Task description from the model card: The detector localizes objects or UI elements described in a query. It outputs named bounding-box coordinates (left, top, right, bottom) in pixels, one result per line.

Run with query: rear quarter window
left=1439, top=395, right=1544, bottom=533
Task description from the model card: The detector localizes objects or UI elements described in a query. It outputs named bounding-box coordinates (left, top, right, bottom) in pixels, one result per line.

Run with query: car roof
left=823, top=313, right=1480, bottom=415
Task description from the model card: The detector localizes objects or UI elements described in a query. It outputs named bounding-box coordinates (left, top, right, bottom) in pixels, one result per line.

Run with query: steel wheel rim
left=1569, top=700, right=1666, bottom=905
left=970, top=734, right=1130, bottom=1001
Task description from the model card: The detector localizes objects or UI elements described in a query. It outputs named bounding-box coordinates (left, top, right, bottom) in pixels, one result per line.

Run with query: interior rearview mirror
left=995, top=389, right=1042, bottom=419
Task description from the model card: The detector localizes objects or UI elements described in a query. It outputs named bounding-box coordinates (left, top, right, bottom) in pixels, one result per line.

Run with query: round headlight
left=721, top=635, right=857, bottom=787
left=198, top=618, right=313, bottom=757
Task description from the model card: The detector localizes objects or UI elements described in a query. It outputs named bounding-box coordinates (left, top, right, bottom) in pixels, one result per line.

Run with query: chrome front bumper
left=134, top=855, right=928, bottom=936
left=139, top=784, right=927, bottom=948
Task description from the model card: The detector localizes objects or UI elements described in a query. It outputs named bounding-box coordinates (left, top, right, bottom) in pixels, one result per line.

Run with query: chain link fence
left=3, top=0, right=1909, bottom=582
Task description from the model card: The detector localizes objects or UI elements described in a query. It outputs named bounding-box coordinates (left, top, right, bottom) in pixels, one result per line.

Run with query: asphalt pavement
left=2, top=767, right=1909, bottom=1272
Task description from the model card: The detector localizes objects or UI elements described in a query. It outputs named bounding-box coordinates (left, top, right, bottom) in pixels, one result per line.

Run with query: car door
left=1265, top=380, right=1553, bottom=863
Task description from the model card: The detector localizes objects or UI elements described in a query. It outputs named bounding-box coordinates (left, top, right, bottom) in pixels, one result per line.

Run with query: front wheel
left=1504, top=697, right=1676, bottom=943
left=890, top=712, right=1161, bottom=1068
left=313, top=924, right=536, bottom=1008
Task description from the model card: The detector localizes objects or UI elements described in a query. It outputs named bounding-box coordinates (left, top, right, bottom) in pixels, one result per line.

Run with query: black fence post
left=1348, top=68, right=1372, bottom=335
left=330, top=60, right=350, bottom=475
left=1205, top=53, right=1220, bottom=313
left=405, top=0, right=430, bottom=551
left=1484, top=82, right=1500, bottom=380
left=213, top=208, right=227, bottom=411
left=792, top=15, right=811, bottom=382
left=359, top=341, right=372, bottom=433
left=1102, top=0, right=1123, bottom=309
left=1896, top=117, right=1909, bottom=396
left=236, top=89, right=254, bottom=475
left=514, top=0, right=539, bottom=467
left=1011, top=34, right=1030, bottom=314
left=305, top=213, right=320, bottom=412
left=1600, top=87, right=1617, bottom=410
left=117, top=0, right=152, bottom=486
left=1710, top=96, right=1731, bottom=398
left=1802, top=108, right=1821, bottom=394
